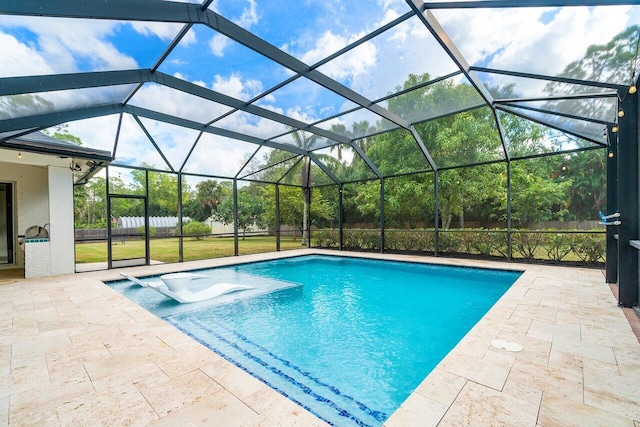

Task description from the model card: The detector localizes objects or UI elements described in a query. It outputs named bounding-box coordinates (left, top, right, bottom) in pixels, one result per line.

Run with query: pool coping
left=3, top=249, right=639, bottom=426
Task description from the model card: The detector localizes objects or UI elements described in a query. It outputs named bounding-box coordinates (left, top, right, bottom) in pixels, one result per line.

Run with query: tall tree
left=289, top=129, right=320, bottom=245
left=214, top=187, right=265, bottom=239
left=262, top=185, right=334, bottom=241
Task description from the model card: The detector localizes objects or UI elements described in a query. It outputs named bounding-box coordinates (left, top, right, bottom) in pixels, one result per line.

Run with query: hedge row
left=312, top=228, right=605, bottom=263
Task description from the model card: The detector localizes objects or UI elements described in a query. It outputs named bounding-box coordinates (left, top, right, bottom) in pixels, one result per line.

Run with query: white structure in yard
left=117, top=216, right=191, bottom=229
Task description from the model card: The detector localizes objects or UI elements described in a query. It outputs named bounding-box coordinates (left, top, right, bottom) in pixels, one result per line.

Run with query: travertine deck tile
left=136, top=368, right=224, bottom=417
left=2, top=250, right=639, bottom=426
left=56, top=382, right=158, bottom=426
left=0, top=396, right=8, bottom=426
left=413, top=367, right=467, bottom=407
left=201, top=358, right=267, bottom=401
left=437, top=381, right=539, bottom=427
left=240, top=386, right=329, bottom=426
left=383, top=392, right=446, bottom=427
left=148, top=395, right=259, bottom=427
left=539, top=392, right=635, bottom=426
left=508, top=358, right=583, bottom=402
left=584, top=369, right=640, bottom=421
left=92, top=361, right=168, bottom=393
left=551, top=335, right=616, bottom=364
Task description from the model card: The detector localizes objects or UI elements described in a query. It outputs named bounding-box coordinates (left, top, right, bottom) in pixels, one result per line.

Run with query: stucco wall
left=0, top=162, right=49, bottom=268
left=48, top=166, right=75, bottom=275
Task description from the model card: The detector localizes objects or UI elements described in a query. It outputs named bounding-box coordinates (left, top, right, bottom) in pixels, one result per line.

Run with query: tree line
left=73, top=26, right=638, bottom=234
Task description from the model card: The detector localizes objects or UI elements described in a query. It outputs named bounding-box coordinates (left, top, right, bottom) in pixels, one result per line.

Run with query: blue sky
left=1, top=2, right=639, bottom=175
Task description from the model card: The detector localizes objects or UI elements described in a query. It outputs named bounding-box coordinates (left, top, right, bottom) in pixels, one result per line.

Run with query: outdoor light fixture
left=18, top=152, right=21, bottom=159
left=618, top=108, right=625, bottom=117
left=609, top=151, right=614, bottom=158
left=630, top=85, right=637, bottom=94
left=612, top=125, right=619, bottom=133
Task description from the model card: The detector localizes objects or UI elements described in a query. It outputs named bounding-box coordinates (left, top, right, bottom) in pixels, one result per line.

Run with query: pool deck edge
left=2, top=249, right=639, bottom=426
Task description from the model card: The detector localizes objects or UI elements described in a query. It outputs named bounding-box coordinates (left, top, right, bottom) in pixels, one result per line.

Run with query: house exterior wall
left=0, top=161, right=75, bottom=276
left=0, top=162, right=49, bottom=268
left=48, top=166, right=74, bottom=275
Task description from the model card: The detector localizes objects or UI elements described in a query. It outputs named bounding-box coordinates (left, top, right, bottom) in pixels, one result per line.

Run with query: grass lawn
left=75, top=236, right=306, bottom=264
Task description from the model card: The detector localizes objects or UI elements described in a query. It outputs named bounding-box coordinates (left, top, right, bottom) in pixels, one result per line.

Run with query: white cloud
left=130, top=83, right=231, bottom=124
left=64, top=115, right=121, bottom=154
left=130, top=22, right=196, bottom=45
left=0, top=32, right=54, bottom=77
left=342, top=16, right=459, bottom=100
left=216, top=110, right=288, bottom=140
left=236, top=0, right=259, bottom=28
left=209, top=33, right=229, bottom=57
left=436, top=6, right=636, bottom=96
left=212, top=73, right=264, bottom=101
left=183, top=133, right=257, bottom=176
left=0, top=16, right=137, bottom=75
left=301, top=31, right=377, bottom=80
left=208, top=0, right=260, bottom=57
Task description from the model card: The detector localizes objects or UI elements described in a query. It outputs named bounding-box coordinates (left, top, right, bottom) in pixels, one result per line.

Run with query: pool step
left=169, top=316, right=386, bottom=427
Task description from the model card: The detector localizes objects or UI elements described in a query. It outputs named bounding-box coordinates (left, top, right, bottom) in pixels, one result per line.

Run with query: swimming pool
left=109, top=255, right=521, bottom=426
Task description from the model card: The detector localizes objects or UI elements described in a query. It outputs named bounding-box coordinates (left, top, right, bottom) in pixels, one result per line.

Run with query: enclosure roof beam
left=493, top=110, right=511, bottom=162
left=0, top=69, right=353, bottom=145
left=0, top=69, right=149, bottom=96
left=308, top=152, right=341, bottom=185
left=406, top=0, right=494, bottom=106
left=0, top=104, right=123, bottom=134
left=131, top=115, right=176, bottom=173
left=471, top=66, right=628, bottom=91
left=0, top=0, right=413, bottom=131
left=496, top=92, right=618, bottom=103
left=422, top=0, right=638, bottom=9
left=497, top=103, right=614, bottom=126
left=409, top=126, right=438, bottom=171
left=124, top=105, right=313, bottom=156
left=237, top=154, right=300, bottom=180
left=495, top=104, right=607, bottom=147
left=349, top=143, right=383, bottom=179
left=152, top=72, right=352, bottom=144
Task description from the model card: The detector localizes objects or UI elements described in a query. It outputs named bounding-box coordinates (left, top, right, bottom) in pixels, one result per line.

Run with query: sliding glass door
left=0, top=183, right=13, bottom=265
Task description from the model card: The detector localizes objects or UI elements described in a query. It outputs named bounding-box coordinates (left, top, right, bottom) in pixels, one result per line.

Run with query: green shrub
left=544, top=230, right=572, bottom=261
left=179, top=221, right=212, bottom=240
left=136, top=225, right=156, bottom=238
left=571, top=232, right=605, bottom=263
left=312, top=227, right=605, bottom=264
left=343, top=229, right=380, bottom=250
left=512, top=231, right=546, bottom=259
left=438, top=231, right=462, bottom=253
left=312, top=229, right=339, bottom=248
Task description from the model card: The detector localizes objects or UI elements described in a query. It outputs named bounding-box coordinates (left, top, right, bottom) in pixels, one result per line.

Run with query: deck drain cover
left=491, top=339, right=524, bottom=352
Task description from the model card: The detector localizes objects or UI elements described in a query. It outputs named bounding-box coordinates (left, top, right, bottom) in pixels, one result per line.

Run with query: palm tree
left=289, top=128, right=320, bottom=245
left=329, top=123, right=351, bottom=161
left=351, top=120, right=376, bottom=153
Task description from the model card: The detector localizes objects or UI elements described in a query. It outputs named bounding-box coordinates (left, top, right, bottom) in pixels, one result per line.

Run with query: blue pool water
left=109, top=255, right=521, bottom=426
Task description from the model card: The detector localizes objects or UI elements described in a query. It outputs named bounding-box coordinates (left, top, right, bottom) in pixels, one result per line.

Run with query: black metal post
left=233, top=178, right=239, bottom=257
left=605, top=127, right=618, bottom=283
left=106, top=166, right=112, bottom=269
left=507, top=161, right=512, bottom=260
left=434, top=171, right=439, bottom=256
left=275, top=184, right=281, bottom=251
left=380, top=178, right=385, bottom=253
left=616, top=91, right=638, bottom=307
left=339, top=184, right=344, bottom=251
left=308, top=187, right=312, bottom=248
left=177, top=172, right=183, bottom=263
left=144, top=170, right=150, bottom=265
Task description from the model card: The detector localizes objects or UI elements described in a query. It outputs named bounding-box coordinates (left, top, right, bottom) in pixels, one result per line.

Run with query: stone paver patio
left=2, top=249, right=639, bottom=426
